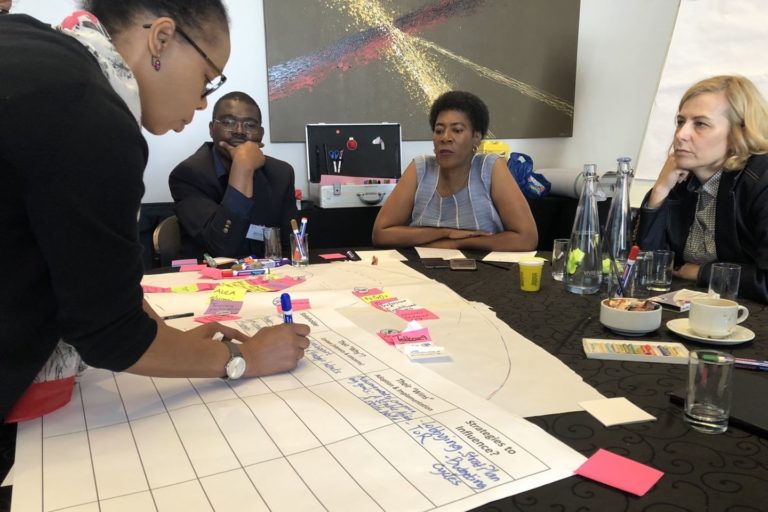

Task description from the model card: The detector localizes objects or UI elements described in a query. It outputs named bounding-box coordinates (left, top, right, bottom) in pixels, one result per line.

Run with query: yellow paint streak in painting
left=415, top=37, right=574, bottom=116
left=322, top=0, right=573, bottom=119
left=325, top=0, right=451, bottom=109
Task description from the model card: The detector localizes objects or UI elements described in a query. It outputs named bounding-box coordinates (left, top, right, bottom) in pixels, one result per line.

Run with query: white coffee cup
left=688, top=298, right=749, bottom=338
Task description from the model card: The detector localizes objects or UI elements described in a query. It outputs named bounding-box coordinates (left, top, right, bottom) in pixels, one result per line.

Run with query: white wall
left=15, top=0, right=678, bottom=204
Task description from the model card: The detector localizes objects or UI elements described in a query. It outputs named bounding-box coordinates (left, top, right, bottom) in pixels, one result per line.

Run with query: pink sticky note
left=142, top=285, right=171, bottom=293
left=353, top=288, right=383, bottom=298
left=204, top=300, right=244, bottom=316
left=377, top=332, right=399, bottom=345
left=392, top=328, right=432, bottom=344
left=395, top=308, right=439, bottom=321
left=194, top=314, right=241, bottom=323
left=248, top=276, right=305, bottom=291
left=277, top=298, right=310, bottom=313
left=180, top=264, right=208, bottom=272
left=171, top=258, right=198, bottom=267
left=200, top=267, right=224, bottom=279
left=575, top=449, right=663, bottom=496
left=319, top=253, right=348, bottom=260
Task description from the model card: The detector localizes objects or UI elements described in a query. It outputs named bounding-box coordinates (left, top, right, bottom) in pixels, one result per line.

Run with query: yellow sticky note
left=226, top=280, right=272, bottom=293
left=246, top=284, right=272, bottom=293
left=361, top=293, right=393, bottom=303
left=171, top=284, right=200, bottom=293
left=210, top=284, right=247, bottom=302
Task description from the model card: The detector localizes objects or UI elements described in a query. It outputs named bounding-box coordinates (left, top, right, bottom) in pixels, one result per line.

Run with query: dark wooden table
left=407, top=249, right=768, bottom=512
left=3, top=249, right=767, bottom=512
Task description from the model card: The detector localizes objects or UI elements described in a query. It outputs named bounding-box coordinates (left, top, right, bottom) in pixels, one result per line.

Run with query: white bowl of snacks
left=600, top=298, right=662, bottom=336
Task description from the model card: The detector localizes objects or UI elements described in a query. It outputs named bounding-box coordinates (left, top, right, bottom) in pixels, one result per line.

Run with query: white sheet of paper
left=141, top=262, right=604, bottom=417
left=483, top=251, right=538, bottom=263
left=578, top=397, right=657, bottom=427
left=353, top=249, right=408, bottom=262
left=13, top=309, right=586, bottom=512
left=415, top=247, right=465, bottom=260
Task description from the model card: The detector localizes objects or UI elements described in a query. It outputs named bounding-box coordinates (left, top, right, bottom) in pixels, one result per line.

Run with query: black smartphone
left=422, top=257, right=450, bottom=269
left=449, top=258, right=477, bottom=271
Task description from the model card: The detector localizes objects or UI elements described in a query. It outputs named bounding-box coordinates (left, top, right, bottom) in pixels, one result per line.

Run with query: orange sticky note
left=575, top=449, right=663, bottom=496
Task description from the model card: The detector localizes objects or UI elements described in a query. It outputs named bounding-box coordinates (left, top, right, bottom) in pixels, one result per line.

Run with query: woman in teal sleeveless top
left=373, top=91, right=537, bottom=251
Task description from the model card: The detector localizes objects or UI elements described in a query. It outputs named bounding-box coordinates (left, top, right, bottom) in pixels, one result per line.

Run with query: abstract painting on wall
left=264, top=0, right=580, bottom=141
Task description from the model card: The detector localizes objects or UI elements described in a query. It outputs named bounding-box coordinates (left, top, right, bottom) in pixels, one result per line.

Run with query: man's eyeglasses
left=214, top=117, right=262, bottom=134
left=142, top=23, right=227, bottom=98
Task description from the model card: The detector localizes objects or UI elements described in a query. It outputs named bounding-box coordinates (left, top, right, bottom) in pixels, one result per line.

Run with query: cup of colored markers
left=290, top=217, right=309, bottom=267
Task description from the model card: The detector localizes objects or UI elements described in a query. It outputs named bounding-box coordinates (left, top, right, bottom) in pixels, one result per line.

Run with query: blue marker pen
left=281, top=293, right=293, bottom=323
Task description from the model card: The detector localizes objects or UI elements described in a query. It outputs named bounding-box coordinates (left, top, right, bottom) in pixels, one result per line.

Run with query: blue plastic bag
left=508, top=152, right=551, bottom=199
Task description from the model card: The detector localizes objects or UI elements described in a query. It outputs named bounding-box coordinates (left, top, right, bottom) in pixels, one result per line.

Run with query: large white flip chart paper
left=12, top=309, right=584, bottom=512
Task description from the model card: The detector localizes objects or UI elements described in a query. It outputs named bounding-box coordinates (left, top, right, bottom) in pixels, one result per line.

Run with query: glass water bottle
left=601, top=157, right=634, bottom=291
left=564, top=164, right=603, bottom=294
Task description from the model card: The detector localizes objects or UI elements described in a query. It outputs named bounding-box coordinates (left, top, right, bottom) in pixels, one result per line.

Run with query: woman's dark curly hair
left=429, top=90, right=490, bottom=137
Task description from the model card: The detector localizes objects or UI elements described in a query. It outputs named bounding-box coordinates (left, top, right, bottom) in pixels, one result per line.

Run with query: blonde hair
left=679, top=75, right=768, bottom=170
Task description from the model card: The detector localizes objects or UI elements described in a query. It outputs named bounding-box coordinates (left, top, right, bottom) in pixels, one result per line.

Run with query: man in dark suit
left=170, top=91, right=298, bottom=259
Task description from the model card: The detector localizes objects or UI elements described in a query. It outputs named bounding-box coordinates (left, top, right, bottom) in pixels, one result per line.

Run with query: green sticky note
left=567, top=248, right=584, bottom=274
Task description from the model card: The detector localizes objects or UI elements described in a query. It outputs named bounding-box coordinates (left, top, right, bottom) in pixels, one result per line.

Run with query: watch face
left=226, top=356, right=246, bottom=379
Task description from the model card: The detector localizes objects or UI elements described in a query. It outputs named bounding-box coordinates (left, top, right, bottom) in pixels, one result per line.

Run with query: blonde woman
left=638, top=75, right=768, bottom=302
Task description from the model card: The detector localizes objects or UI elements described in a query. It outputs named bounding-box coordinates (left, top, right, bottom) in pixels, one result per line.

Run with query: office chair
left=152, top=215, right=181, bottom=267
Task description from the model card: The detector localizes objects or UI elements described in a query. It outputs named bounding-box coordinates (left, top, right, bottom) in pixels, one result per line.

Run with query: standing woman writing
left=372, top=91, right=538, bottom=251
left=0, top=1, right=309, bottom=421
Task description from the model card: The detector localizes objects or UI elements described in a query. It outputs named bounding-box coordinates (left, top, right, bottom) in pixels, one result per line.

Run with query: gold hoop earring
left=472, top=145, right=478, bottom=153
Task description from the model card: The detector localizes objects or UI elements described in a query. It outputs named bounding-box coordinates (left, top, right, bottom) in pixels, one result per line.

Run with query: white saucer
left=666, top=318, right=755, bottom=345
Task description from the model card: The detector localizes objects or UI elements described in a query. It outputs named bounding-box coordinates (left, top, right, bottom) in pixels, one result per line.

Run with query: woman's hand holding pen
left=239, top=323, right=311, bottom=377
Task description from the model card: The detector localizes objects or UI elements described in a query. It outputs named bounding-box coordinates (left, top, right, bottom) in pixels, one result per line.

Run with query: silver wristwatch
left=221, top=340, right=246, bottom=380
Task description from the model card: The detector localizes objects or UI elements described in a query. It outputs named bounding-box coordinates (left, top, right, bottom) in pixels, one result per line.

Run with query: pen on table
left=610, top=257, right=625, bottom=297
left=477, top=259, right=510, bottom=271
left=700, top=353, right=762, bottom=368
left=615, top=245, right=640, bottom=297
left=203, top=253, right=218, bottom=268
left=162, top=312, right=194, bottom=320
left=281, top=293, right=293, bottom=323
left=290, top=218, right=306, bottom=259
left=735, top=357, right=768, bottom=371
left=229, top=268, right=269, bottom=277
left=299, top=216, right=308, bottom=238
